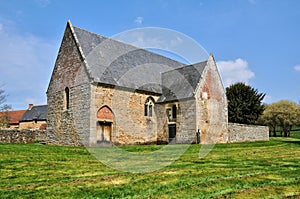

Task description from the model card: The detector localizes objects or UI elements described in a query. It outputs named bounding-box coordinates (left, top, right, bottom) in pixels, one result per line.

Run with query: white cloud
left=134, top=17, right=143, bottom=25
left=0, top=19, right=57, bottom=109
left=216, top=58, right=255, bottom=87
left=294, top=65, right=300, bottom=72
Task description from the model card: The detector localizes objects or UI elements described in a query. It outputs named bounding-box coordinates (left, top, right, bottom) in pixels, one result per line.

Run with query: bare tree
left=0, top=85, right=12, bottom=128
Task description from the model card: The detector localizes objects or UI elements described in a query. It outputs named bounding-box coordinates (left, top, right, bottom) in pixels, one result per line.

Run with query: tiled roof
left=19, top=105, right=47, bottom=122
left=68, top=21, right=210, bottom=103
left=0, top=110, right=26, bottom=124
left=72, top=26, right=186, bottom=94
left=157, top=61, right=207, bottom=103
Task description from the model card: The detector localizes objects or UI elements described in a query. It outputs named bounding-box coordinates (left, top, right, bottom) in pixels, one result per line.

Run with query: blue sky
left=0, top=0, right=299, bottom=110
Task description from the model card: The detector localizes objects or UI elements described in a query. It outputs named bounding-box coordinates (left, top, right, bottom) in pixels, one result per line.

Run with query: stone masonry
left=46, top=21, right=268, bottom=146
left=47, top=22, right=91, bottom=146
left=228, top=123, right=269, bottom=143
left=0, top=129, right=46, bottom=143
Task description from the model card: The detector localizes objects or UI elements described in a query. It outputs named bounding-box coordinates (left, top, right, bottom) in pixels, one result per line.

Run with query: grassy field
left=1, top=137, right=300, bottom=198
left=290, top=129, right=300, bottom=139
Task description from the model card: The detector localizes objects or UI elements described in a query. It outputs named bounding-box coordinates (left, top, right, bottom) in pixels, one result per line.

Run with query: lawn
left=0, top=137, right=299, bottom=198
left=290, top=128, right=300, bottom=139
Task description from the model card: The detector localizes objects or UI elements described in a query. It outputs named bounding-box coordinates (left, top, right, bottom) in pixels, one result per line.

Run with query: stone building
left=19, top=104, right=47, bottom=130
left=0, top=110, right=26, bottom=128
left=46, top=21, right=228, bottom=146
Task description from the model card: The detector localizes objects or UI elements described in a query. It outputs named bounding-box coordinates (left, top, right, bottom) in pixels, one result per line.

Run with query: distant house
left=19, top=104, right=47, bottom=130
left=0, top=110, right=26, bottom=128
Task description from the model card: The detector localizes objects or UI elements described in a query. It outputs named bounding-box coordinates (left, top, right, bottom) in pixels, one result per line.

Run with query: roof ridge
left=31, top=104, right=47, bottom=107
left=5, top=110, right=27, bottom=112
left=68, top=22, right=94, bottom=82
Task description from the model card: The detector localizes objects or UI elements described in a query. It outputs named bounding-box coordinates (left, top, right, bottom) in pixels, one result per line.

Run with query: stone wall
left=196, top=55, right=228, bottom=144
left=228, top=123, right=269, bottom=143
left=47, top=84, right=90, bottom=146
left=0, top=129, right=47, bottom=143
left=19, top=121, right=47, bottom=130
left=90, top=84, right=162, bottom=145
left=156, top=103, right=168, bottom=144
left=174, top=99, right=197, bottom=144
left=47, top=23, right=91, bottom=146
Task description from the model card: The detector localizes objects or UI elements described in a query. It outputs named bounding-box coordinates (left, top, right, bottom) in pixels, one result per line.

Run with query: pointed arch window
left=144, top=97, right=154, bottom=117
left=64, top=87, right=70, bottom=110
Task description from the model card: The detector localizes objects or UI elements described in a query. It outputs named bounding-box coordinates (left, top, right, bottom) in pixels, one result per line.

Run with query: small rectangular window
left=144, top=104, right=148, bottom=116
left=172, top=105, right=177, bottom=119
left=65, top=87, right=70, bottom=110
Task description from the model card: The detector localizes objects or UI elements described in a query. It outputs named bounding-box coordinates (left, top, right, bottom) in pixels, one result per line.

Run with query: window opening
left=172, top=105, right=177, bottom=119
left=65, top=87, right=70, bottom=110
left=144, top=97, right=154, bottom=117
left=144, top=104, right=148, bottom=116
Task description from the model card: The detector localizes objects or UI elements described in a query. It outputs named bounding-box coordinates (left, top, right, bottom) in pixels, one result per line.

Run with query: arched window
left=64, top=87, right=70, bottom=110
left=144, top=97, right=154, bottom=117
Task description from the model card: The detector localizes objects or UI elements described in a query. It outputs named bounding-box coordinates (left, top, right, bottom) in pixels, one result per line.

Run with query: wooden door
left=97, top=122, right=111, bottom=143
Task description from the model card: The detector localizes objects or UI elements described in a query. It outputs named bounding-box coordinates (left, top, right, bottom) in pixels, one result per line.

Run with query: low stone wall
left=0, top=123, right=269, bottom=145
left=0, top=129, right=47, bottom=144
left=228, top=123, right=269, bottom=143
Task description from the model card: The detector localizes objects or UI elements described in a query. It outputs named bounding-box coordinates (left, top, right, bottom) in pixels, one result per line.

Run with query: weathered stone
left=19, top=121, right=47, bottom=130
left=0, top=129, right=46, bottom=143
left=228, top=123, right=269, bottom=142
left=195, top=55, right=228, bottom=144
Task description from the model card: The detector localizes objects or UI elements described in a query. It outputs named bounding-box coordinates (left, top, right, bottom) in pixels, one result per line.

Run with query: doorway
left=168, top=124, right=176, bottom=144
left=96, top=121, right=112, bottom=144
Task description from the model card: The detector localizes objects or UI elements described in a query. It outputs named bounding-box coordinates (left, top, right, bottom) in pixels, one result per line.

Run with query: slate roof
left=72, top=25, right=186, bottom=94
left=67, top=22, right=211, bottom=103
left=157, top=61, right=207, bottom=103
left=19, top=105, right=47, bottom=122
left=0, top=110, right=26, bottom=125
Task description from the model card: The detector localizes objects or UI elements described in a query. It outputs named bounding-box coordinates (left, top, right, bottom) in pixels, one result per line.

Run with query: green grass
left=1, top=137, right=300, bottom=198
left=290, top=128, right=300, bottom=139
left=273, top=126, right=300, bottom=139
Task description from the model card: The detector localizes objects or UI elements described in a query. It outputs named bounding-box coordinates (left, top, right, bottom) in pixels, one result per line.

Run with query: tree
left=0, top=86, right=12, bottom=128
left=259, top=100, right=300, bottom=137
left=258, top=103, right=278, bottom=136
left=226, top=82, right=265, bottom=124
left=0, top=87, right=6, bottom=106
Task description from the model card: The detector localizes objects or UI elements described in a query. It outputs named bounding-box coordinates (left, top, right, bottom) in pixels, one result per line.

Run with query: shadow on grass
left=282, top=140, right=300, bottom=145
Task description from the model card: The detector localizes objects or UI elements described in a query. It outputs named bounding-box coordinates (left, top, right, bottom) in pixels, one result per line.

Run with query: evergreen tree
left=226, top=82, right=265, bottom=124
